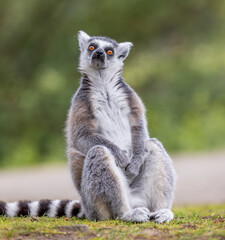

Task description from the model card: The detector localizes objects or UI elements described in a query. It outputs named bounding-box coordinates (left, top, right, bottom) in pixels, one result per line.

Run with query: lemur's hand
left=112, top=147, right=130, bottom=168
left=124, top=163, right=140, bottom=181
left=124, top=156, right=143, bottom=181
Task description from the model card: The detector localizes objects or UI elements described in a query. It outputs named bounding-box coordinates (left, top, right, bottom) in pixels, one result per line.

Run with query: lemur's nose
left=96, top=49, right=104, bottom=56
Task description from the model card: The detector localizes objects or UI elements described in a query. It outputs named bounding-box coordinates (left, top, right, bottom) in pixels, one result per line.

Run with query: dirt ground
left=0, top=150, right=224, bottom=206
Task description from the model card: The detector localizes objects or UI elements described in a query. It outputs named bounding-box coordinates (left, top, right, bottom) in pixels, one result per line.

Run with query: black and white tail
left=0, top=200, right=83, bottom=217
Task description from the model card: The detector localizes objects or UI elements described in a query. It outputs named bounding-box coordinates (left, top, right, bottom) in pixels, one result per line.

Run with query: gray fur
left=66, top=31, right=176, bottom=223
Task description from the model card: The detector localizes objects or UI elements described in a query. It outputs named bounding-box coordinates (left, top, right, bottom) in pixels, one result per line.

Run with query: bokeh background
left=0, top=0, right=225, bottom=169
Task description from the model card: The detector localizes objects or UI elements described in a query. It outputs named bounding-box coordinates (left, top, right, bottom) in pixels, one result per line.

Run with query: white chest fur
left=90, top=79, right=132, bottom=155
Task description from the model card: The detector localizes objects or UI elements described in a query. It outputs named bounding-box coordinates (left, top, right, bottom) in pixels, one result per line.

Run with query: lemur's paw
left=149, top=209, right=174, bottom=223
left=121, top=207, right=150, bottom=222
left=124, top=162, right=140, bottom=181
left=114, top=150, right=130, bottom=168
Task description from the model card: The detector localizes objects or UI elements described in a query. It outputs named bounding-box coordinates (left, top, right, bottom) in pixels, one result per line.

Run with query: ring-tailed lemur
left=0, top=31, right=176, bottom=223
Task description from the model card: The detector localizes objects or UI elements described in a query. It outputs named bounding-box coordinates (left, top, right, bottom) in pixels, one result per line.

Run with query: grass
left=0, top=204, right=224, bottom=240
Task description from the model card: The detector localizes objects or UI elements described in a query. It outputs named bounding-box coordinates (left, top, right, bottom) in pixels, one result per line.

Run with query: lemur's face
left=87, top=40, right=115, bottom=69
left=78, top=31, right=133, bottom=71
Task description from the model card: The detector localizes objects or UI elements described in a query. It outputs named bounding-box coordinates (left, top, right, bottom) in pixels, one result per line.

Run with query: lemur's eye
left=89, top=45, right=95, bottom=51
left=107, top=50, right=113, bottom=55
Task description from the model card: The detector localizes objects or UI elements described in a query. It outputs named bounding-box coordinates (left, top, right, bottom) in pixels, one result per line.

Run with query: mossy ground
left=0, top=204, right=224, bottom=240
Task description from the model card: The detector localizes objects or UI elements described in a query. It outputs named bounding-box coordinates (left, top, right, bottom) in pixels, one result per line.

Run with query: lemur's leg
left=68, top=148, right=86, bottom=194
left=80, top=145, right=150, bottom=222
left=129, top=138, right=176, bottom=223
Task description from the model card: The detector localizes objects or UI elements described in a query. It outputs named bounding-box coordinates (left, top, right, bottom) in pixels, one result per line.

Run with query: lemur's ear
left=78, top=31, right=90, bottom=51
left=117, top=42, right=133, bottom=60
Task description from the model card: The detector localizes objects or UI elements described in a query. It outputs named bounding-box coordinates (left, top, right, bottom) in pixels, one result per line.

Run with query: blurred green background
left=0, top=0, right=224, bottom=168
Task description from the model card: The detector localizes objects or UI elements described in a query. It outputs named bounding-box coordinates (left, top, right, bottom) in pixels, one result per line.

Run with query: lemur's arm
left=125, top=91, right=147, bottom=180
left=78, top=131, right=129, bottom=168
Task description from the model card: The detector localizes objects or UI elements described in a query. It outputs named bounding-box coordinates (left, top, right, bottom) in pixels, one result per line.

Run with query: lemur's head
left=78, top=31, right=133, bottom=72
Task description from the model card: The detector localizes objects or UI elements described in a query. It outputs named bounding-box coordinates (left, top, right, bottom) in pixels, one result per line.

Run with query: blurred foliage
left=0, top=0, right=224, bottom=167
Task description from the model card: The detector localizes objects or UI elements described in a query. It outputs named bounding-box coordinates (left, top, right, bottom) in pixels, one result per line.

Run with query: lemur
left=0, top=31, right=176, bottom=223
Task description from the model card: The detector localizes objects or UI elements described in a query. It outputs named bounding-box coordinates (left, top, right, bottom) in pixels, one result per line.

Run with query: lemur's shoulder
left=121, top=80, right=146, bottom=116
left=70, top=78, right=93, bottom=116
left=68, top=90, right=96, bottom=129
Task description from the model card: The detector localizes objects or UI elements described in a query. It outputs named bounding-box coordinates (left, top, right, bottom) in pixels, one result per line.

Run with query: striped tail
left=0, top=200, right=83, bottom=218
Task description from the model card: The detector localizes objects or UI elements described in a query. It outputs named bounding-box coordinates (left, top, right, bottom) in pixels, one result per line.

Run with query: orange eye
left=89, top=45, right=95, bottom=51
left=107, top=50, right=113, bottom=55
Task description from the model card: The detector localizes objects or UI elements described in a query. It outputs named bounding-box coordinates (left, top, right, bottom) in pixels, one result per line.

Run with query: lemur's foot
left=121, top=207, right=150, bottom=222
left=149, top=209, right=174, bottom=223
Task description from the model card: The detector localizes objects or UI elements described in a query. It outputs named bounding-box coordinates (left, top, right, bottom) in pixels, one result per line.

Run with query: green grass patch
left=0, top=204, right=224, bottom=240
